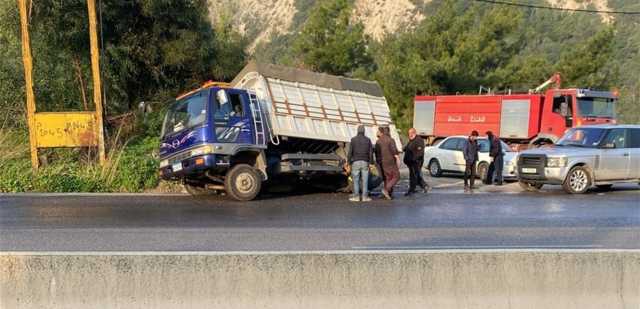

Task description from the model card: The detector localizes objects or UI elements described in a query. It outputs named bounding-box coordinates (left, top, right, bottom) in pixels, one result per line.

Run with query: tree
left=292, top=0, right=373, bottom=76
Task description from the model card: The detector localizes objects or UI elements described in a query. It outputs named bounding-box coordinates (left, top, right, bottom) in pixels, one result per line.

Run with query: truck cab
left=537, top=89, right=617, bottom=144
left=159, top=84, right=268, bottom=200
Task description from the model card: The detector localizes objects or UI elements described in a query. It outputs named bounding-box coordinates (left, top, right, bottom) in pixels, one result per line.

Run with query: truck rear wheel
left=519, top=180, right=543, bottom=192
left=563, top=166, right=591, bottom=194
left=225, top=164, right=262, bottom=201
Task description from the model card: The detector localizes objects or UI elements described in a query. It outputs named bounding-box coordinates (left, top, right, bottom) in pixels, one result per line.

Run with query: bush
left=0, top=136, right=160, bottom=193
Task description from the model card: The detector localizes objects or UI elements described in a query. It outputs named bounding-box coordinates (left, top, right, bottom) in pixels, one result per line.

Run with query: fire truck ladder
left=248, top=92, right=269, bottom=147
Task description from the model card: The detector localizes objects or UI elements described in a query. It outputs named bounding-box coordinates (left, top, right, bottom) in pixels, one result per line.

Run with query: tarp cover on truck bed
left=232, top=61, right=401, bottom=146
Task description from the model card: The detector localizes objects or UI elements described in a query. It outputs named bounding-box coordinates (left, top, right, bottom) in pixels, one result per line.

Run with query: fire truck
left=413, top=74, right=618, bottom=148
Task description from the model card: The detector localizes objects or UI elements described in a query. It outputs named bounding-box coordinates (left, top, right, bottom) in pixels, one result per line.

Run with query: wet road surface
left=1, top=181, right=638, bottom=251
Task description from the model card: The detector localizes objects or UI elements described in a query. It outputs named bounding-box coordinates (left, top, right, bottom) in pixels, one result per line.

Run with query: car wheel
left=519, top=180, right=543, bottom=192
left=428, top=159, right=442, bottom=177
left=563, top=166, right=591, bottom=194
left=596, top=184, right=613, bottom=191
left=224, top=164, right=262, bottom=201
left=477, top=162, right=489, bottom=182
left=184, top=183, right=215, bottom=196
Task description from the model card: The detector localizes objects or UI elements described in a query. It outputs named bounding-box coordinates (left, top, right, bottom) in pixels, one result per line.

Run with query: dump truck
left=413, top=74, right=618, bottom=148
left=158, top=62, right=401, bottom=201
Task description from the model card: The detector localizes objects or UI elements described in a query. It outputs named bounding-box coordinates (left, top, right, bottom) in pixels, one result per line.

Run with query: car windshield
left=556, top=128, right=607, bottom=148
left=161, top=91, right=208, bottom=137
left=477, top=139, right=512, bottom=152
left=577, top=97, right=616, bottom=118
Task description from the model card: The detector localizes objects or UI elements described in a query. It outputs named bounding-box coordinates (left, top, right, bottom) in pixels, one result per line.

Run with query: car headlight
left=190, top=144, right=215, bottom=157
left=159, top=159, right=169, bottom=168
left=546, top=156, right=567, bottom=167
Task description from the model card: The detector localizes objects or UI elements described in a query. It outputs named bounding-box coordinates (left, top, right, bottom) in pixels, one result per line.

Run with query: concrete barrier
left=1, top=250, right=639, bottom=309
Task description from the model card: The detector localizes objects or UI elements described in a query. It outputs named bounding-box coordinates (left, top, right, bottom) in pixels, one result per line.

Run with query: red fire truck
left=413, top=74, right=618, bottom=148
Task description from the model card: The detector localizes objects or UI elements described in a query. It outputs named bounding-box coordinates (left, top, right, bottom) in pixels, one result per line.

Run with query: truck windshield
left=577, top=97, right=615, bottom=118
left=556, top=127, right=606, bottom=148
left=161, top=92, right=207, bottom=137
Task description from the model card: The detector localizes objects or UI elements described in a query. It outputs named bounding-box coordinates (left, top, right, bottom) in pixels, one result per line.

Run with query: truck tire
left=184, top=183, right=215, bottom=196
left=225, top=164, right=262, bottom=201
left=428, top=159, right=442, bottom=177
left=519, top=180, right=543, bottom=192
left=562, top=166, right=591, bottom=194
left=477, top=162, right=489, bottom=182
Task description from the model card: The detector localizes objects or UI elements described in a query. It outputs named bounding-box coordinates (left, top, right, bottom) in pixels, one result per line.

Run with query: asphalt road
left=1, top=180, right=638, bottom=251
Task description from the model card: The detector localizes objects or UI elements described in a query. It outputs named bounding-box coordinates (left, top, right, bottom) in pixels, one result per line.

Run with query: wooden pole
left=87, top=0, right=106, bottom=165
left=18, top=0, right=39, bottom=170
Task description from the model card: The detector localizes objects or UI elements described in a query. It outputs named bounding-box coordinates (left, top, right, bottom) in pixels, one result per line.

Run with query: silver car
left=518, top=125, right=640, bottom=194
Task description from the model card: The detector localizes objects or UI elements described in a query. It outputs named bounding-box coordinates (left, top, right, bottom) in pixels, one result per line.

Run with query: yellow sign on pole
left=34, top=112, right=98, bottom=148
left=17, top=0, right=107, bottom=169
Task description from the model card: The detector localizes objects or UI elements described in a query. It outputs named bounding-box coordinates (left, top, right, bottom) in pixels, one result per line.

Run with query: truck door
left=213, top=89, right=254, bottom=144
left=597, top=128, right=631, bottom=180
left=552, top=94, right=574, bottom=128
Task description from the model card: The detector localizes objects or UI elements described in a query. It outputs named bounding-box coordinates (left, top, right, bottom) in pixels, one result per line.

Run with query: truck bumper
left=159, top=154, right=222, bottom=181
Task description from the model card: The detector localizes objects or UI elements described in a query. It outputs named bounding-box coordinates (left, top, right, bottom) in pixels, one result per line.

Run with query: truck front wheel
left=225, top=164, right=262, bottom=201
left=563, top=166, right=591, bottom=194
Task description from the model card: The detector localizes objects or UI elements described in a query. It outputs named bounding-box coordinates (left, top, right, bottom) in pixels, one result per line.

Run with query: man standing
left=486, top=130, right=504, bottom=186
left=348, top=125, right=373, bottom=202
left=462, top=130, right=480, bottom=192
left=375, top=126, right=400, bottom=200
left=403, top=128, right=428, bottom=196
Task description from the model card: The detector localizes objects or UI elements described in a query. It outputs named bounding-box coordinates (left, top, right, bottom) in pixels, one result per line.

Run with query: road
left=2, top=177, right=638, bottom=252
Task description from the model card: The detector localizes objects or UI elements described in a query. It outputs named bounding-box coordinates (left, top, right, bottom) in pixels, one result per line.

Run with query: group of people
left=347, top=126, right=505, bottom=201
left=462, top=130, right=504, bottom=193
left=347, top=125, right=429, bottom=202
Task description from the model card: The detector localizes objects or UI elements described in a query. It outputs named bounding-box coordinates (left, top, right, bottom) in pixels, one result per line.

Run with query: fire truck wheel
left=428, top=159, right=442, bottom=177
left=563, top=166, right=591, bottom=194
left=225, top=164, right=262, bottom=201
left=518, top=180, right=543, bottom=192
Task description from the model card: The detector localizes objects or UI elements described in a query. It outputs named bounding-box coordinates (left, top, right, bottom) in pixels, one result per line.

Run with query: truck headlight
left=159, top=159, right=169, bottom=168
left=190, top=144, right=215, bottom=157
left=546, top=157, right=567, bottom=167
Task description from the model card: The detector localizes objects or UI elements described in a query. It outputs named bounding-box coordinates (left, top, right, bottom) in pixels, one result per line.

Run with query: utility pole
left=87, top=0, right=106, bottom=165
left=18, top=0, right=39, bottom=170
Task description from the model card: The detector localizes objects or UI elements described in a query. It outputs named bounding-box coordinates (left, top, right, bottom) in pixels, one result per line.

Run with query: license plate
left=172, top=163, right=182, bottom=172
left=521, top=167, right=537, bottom=174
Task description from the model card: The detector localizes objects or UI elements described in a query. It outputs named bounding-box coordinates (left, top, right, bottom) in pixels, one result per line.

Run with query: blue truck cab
left=159, top=82, right=270, bottom=200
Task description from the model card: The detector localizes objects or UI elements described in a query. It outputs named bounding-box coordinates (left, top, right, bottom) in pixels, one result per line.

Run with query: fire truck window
left=553, top=96, right=572, bottom=117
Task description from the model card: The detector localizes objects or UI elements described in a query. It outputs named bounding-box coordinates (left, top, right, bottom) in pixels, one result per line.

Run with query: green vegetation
left=0, top=0, right=638, bottom=192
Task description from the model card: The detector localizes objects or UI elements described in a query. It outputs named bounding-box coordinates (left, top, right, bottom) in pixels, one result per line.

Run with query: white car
left=424, top=136, right=518, bottom=181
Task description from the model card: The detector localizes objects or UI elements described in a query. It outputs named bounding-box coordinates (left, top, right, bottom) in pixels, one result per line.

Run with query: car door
left=437, top=138, right=460, bottom=171
left=628, top=128, right=640, bottom=179
left=451, top=138, right=467, bottom=172
left=597, top=128, right=631, bottom=180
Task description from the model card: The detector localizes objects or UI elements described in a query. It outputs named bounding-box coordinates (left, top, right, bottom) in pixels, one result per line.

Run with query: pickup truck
left=517, top=125, right=640, bottom=194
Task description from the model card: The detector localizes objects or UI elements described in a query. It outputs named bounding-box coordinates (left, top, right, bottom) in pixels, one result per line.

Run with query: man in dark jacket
left=403, top=128, right=428, bottom=196
left=348, top=125, right=373, bottom=202
left=375, top=126, right=400, bottom=200
left=486, top=130, right=504, bottom=185
left=462, top=130, right=480, bottom=192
